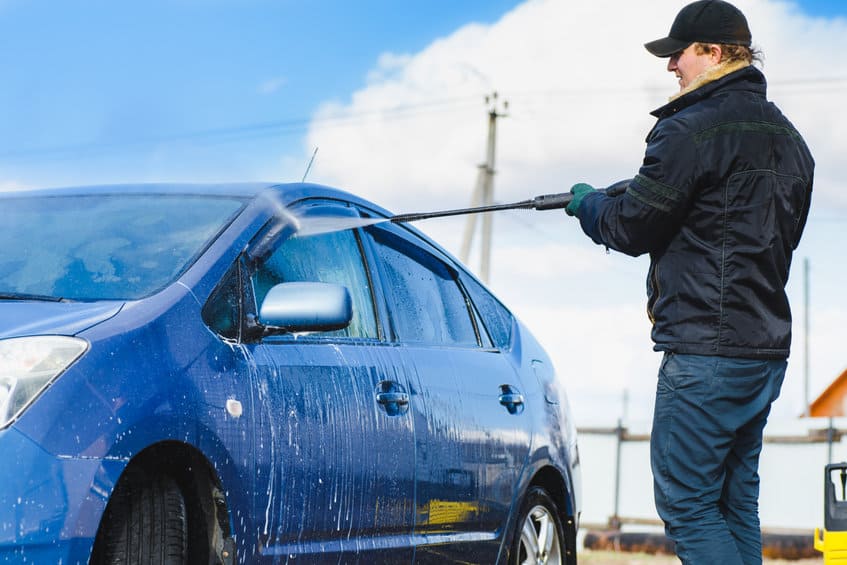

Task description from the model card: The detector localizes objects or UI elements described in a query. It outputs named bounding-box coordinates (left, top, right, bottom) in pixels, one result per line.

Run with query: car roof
left=0, top=182, right=392, bottom=215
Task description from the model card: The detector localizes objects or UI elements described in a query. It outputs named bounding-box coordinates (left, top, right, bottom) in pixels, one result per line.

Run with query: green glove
left=566, top=183, right=596, bottom=217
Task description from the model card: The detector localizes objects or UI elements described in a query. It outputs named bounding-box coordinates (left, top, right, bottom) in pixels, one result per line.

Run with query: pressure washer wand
left=389, top=180, right=629, bottom=224
left=389, top=197, right=536, bottom=223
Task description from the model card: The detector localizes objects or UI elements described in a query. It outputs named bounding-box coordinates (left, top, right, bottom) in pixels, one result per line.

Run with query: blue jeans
left=651, top=353, right=786, bottom=565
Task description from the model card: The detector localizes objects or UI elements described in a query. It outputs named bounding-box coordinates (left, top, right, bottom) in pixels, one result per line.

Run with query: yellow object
left=818, top=463, right=847, bottom=563
left=419, top=500, right=479, bottom=525
left=815, top=527, right=847, bottom=563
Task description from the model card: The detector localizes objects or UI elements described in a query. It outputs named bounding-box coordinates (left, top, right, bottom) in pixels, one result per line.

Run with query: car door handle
left=376, top=392, right=409, bottom=406
left=375, top=380, right=410, bottom=416
left=499, top=393, right=524, bottom=406
left=499, top=385, right=525, bottom=414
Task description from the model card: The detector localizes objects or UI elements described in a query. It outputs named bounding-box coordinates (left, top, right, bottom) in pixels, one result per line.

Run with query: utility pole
left=460, top=92, right=508, bottom=283
left=804, top=257, right=810, bottom=417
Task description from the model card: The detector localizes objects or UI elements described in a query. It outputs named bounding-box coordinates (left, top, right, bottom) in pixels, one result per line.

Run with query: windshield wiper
left=0, top=292, right=64, bottom=302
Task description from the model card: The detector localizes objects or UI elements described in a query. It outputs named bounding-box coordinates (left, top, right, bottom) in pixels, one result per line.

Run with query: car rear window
left=368, top=227, right=478, bottom=347
left=461, top=274, right=514, bottom=350
left=0, top=193, right=244, bottom=300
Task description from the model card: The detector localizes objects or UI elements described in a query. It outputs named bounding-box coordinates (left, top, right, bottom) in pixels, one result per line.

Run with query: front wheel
left=511, top=486, right=566, bottom=565
left=91, top=474, right=188, bottom=564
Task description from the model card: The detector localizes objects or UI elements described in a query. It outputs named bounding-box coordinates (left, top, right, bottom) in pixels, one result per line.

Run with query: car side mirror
left=258, top=282, right=352, bottom=333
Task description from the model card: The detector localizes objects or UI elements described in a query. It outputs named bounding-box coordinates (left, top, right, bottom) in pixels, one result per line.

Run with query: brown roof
left=809, top=367, right=847, bottom=417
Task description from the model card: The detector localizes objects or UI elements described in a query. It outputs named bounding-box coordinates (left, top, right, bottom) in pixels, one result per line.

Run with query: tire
left=92, top=474, right=188, bottom=565
left=511, top=486, right=567, bottom=565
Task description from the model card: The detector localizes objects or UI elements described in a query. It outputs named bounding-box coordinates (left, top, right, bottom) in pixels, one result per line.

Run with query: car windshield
left=0, top=193, right=245, bottom=301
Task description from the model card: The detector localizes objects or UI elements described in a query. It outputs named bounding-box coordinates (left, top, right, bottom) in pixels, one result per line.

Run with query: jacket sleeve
left=577, top=118, right=699, bottom=257
left=792, top=172, right=814, bottom=250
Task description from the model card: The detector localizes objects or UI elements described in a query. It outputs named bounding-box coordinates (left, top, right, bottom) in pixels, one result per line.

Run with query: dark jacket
left=578, top=64, right=814, bottom=359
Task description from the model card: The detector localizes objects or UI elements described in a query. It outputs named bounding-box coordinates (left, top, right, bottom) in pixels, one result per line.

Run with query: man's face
left=667, top=43, right=720, bottom=91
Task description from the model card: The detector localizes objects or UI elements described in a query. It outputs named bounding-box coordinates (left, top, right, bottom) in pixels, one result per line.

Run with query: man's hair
left=694, top=42, right=764, bottom=65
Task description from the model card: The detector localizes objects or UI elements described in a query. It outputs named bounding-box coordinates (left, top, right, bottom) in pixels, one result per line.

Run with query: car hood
left=0, top=301, right=124, bottom=339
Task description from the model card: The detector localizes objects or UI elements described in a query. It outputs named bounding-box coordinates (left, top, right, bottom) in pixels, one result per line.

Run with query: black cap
left=644, top=0, right=752, bottom=57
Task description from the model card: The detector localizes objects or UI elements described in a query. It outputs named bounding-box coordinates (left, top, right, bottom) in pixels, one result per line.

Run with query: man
left=565, top=1, right=814, bottom=563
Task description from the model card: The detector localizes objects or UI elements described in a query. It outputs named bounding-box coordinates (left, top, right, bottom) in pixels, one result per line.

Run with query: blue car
left=0, top=183, right=581, bottom=564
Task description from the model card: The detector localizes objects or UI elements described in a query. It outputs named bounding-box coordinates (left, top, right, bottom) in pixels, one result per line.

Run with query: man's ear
left=709, top=44, right=723, bottom=64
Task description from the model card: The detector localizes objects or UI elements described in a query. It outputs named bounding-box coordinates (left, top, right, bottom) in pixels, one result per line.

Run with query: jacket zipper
left=647, top=262, right=660, bottom=324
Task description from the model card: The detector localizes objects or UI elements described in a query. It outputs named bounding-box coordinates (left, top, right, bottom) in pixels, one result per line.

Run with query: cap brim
left=644, top=36, right=692, bottom=57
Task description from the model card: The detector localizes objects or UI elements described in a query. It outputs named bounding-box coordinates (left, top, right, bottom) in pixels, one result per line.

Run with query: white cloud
left=0, top=179, right=29, bottom=192
left=303, top=0, right=847, bottom=425
left=366, top=52, right=415, bottom=84
left=257, top=76, right=287, bottom=95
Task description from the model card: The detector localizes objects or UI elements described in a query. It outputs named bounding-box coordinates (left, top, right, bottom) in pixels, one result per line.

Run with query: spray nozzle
left=531, top=193, right=573, bottom=210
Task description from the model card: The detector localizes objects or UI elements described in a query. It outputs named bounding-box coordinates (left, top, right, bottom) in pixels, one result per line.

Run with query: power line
left=771, top=75, right=847, bottom=86
left=2, top=74, right=845, bottom=162
left=0, top=95, right=484, bottom=162
left=505, top=75, right=847, bottom=99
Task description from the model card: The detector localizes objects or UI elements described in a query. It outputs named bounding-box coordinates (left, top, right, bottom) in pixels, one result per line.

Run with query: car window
left=368, top=227, right=478, bottom=347
left=0, top=193, right=244, bottom=300
left=202, top=257, right=250, bottom=341
left=461, top=274, right=514, bottom=350
left=252, top=229, right=378, bottom=339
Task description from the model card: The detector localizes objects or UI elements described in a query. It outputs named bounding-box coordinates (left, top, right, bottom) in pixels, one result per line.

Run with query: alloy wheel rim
left=518, top=504, right=562, bottom=565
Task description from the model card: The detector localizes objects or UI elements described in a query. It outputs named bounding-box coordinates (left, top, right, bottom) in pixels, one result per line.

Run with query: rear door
left=361, top=222, right=532, bottom=563
left=247, top=202, right=415, bottom=563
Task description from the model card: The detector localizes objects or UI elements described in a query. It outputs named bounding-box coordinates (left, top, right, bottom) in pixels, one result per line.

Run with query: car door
left=245, top=202, right=416, bottom=563
left=361, top=222, right=532, bottom=563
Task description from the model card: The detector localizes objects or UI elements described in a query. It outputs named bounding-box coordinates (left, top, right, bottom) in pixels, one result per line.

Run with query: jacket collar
left=650, top=63, right=767, bottom=119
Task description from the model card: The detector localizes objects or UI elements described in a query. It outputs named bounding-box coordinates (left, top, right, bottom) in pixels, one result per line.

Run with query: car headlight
left=0, top=336, right=88, bottom=428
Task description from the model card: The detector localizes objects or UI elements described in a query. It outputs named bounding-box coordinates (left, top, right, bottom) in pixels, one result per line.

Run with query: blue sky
left=0, top=0, right=524, bottom=185
left=800, top=0, right=847, bottom=16
left=1, top=0, right=844, bottom=188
